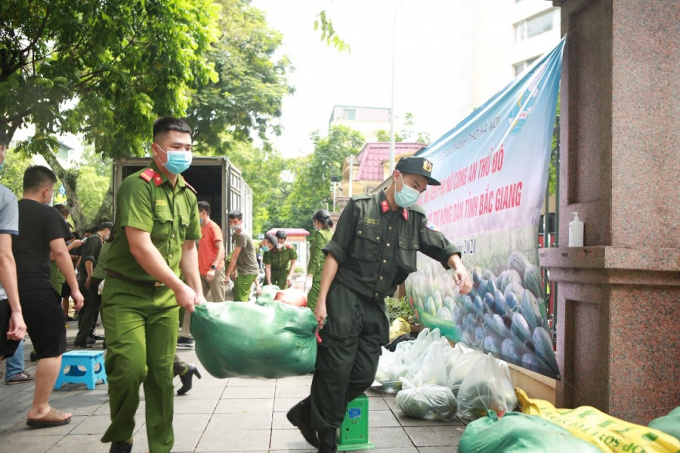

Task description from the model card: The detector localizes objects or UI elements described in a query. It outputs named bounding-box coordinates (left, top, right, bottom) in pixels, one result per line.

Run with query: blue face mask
left=262, top=246, right=269, bottom=252
left=394, top=174, right=421, bottom=208
left=157, top=145, right=192, bottom=175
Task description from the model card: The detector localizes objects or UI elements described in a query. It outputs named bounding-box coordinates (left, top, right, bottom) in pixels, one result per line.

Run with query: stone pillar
left=539, top=0, right=679, bottom=425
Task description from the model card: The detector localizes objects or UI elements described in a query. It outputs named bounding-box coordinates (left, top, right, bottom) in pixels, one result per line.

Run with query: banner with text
left=405, top=38, right=565, bottom=379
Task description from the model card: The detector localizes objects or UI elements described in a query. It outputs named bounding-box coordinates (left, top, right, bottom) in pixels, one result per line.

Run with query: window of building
left=514, top=56, right=539, bottom=76
left=515, top=9, right=557, bottom=42
left=343, top=109, right=356, bottom=120
left=56, top=147, right=69, bottom=162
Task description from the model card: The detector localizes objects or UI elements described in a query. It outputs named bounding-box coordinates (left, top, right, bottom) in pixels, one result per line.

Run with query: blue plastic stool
left=54, top=350, right=107, bottom=390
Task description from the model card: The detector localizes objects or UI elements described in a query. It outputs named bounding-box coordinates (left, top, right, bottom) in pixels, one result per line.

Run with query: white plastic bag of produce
left=396, top=378, right=458, bottom=421
left=448, top=348, right=487, bottom=396
left=404, top=339, right=450, bottom=388
left=457, top=353, right=517, bottom=420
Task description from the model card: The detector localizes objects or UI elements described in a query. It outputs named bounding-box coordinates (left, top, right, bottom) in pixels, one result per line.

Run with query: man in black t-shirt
left=74, top=222, right=112, bottom=348
left=12, top=166, right=84, bottom=429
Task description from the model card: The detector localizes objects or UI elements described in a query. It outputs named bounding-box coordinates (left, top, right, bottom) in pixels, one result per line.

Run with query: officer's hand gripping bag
left=516, top=389, right=680, bottom=453
left=191, top=300, right=317, bottom=379
left=458, top=410, right=602, bottom=453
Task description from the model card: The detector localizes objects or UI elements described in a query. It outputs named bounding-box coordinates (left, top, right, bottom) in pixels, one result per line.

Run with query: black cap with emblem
left=395, top=156, right=440, bottom=186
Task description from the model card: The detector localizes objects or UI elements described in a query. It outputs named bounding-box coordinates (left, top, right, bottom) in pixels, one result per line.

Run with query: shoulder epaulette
left=284, top=243, right=293, bottom=249
left=351, top=194, right=372, bottom=201
left=139, top=168, right=156, bottom=183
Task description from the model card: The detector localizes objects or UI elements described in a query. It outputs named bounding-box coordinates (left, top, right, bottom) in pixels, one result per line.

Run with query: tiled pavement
left=0, top=323, right=465, bottom=452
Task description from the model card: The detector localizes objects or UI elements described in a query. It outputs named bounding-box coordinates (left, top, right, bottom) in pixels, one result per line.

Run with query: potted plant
left=385, top=296, right=424, bottom=336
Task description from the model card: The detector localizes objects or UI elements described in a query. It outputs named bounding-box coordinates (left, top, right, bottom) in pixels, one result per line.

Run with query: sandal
left=26, top=407, right=72, bottom=429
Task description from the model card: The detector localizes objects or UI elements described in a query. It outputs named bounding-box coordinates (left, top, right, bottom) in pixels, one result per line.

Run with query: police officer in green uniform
left=286, top=157, right=473, bottom=453
left=304, top=210, right=334, bottom=311
left=263, top=230, right=297, bottom=289
left=101, top=117, right=204, bottom=453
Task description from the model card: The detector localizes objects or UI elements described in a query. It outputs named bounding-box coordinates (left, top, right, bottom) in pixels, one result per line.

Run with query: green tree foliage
left=1, top=0, right=220, bottom=230
left=375, top=112, right=431, bottom=144
left=314, top=11, right=350, bottom=53
left=0, top=150, right=33, bottom=197
left=1, top=1, right=292, bottom=232
left=187, top=0, right=294, bottom=153
left=281, top=125, right=364, bottom=230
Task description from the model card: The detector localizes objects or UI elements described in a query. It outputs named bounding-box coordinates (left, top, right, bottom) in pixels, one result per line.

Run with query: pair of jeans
left=5, top=339, right=25, bottom=381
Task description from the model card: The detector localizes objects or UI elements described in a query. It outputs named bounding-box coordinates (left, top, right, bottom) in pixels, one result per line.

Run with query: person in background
left=224, top=210, right=261, bottom=302
left=52, top=205, right=82, bottom=321
left=176, top=201, right=225, bottom=350
left=196, top=201, right=226, bottom=302
left=0, top=131, right=29, bottom=383
left=13, top=165, right=85, bottom=428
left=286, top=157, right=473, bottom=452
left=264, top=230, right=297, bottom=289
left=100, top=117, right=203, bottom=453
left=74, top=222, right=112, bottom=349
left=304, top=210, right=334, bottom=311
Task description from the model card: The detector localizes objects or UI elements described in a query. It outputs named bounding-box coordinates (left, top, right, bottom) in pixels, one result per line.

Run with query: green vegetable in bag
left=191, top=300, right=317, bottom=379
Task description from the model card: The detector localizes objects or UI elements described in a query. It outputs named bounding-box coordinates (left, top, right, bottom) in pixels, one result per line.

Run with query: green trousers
left=233, top=274, right=257, bottom=302
left=270, top=269, right=289, bottom=290
left=306, top=277, right=322, bottom=311
left=101, top=277, right=179, bottom=453
left=310, top=282, right=389, bottom=430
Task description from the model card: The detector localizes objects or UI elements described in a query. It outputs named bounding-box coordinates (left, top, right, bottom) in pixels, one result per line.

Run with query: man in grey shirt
left=225, top=210, right=260, bottom=301
left=0, top=132, right=27, bottom=368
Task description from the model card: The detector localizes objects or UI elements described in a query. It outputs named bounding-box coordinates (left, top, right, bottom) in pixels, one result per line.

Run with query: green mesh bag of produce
left=458, top=410, right=602, bottom=453
left=191, top=300, right=317, bottom=379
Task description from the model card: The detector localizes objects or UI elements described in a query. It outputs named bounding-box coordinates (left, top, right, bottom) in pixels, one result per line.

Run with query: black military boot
left=286, top=398, right=319, bottom=448
left=317, top=427, right=338, bottom=453
left=109, top=440, right=132, bottom=453
left=177, top=364, right=201, bottom=395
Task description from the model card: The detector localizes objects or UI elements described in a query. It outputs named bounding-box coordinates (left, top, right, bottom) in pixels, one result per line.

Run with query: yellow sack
left=388, top=317, right=411, bottom=341
left=516, top=389, right=680, bottom=453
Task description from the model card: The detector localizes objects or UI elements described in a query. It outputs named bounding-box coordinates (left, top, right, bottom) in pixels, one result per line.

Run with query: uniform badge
left=423, top=159, right=433, bottom=172
left=402, top=209, right=408, bottom=220
left=364, top=218, right=379, bottom=226
left=426, top=222, right=440, bottom=232
left=155, top=200, right=166, bottom=206
left=381, top=200, right=389, bottom=213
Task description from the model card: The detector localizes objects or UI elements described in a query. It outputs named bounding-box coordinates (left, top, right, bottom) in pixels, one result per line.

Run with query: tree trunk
left=41, top=152, right=87, bottom=234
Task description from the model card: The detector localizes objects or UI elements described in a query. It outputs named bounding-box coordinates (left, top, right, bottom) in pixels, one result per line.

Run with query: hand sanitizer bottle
left=568, top=212, right=584, bottom=247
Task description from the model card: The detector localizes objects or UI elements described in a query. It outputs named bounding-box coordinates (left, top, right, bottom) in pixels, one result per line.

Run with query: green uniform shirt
left=323, top=190, right=460, bottom=301
left=50, top=260, right=66, bottom=288
left=92, top=241, right=111, bottom=280
left=105, top=162, right=201, bottom=282
left=263, top=243, right=297, bottom=272
left=307, top=228, right=333, bottom=278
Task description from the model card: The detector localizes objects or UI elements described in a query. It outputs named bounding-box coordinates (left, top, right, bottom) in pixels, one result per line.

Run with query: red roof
left=266, top=228, right=310, bottom=237
left=355, top=143, right=427, bottom=181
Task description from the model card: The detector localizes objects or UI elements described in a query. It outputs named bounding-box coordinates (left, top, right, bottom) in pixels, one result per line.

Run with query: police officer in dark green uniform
left=287, top=157, right=473, bottom=452
left=263, top=230, right=297, bottom=289
left=101, top=117, right=204, bottom=453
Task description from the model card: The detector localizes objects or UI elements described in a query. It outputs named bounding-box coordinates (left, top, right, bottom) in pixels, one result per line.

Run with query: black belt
left=106, top=270, right=165, bottom=288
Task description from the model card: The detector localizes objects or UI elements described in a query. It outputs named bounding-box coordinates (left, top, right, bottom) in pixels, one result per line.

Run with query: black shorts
left=20, top=288, right=67, bottom=359
left=0, top=299, right=21, bottom=359
left=60, top=281, right=71, bottom=298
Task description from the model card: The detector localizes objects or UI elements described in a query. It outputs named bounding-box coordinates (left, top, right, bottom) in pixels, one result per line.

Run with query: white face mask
left=276, top=243, right=284, bottom=249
